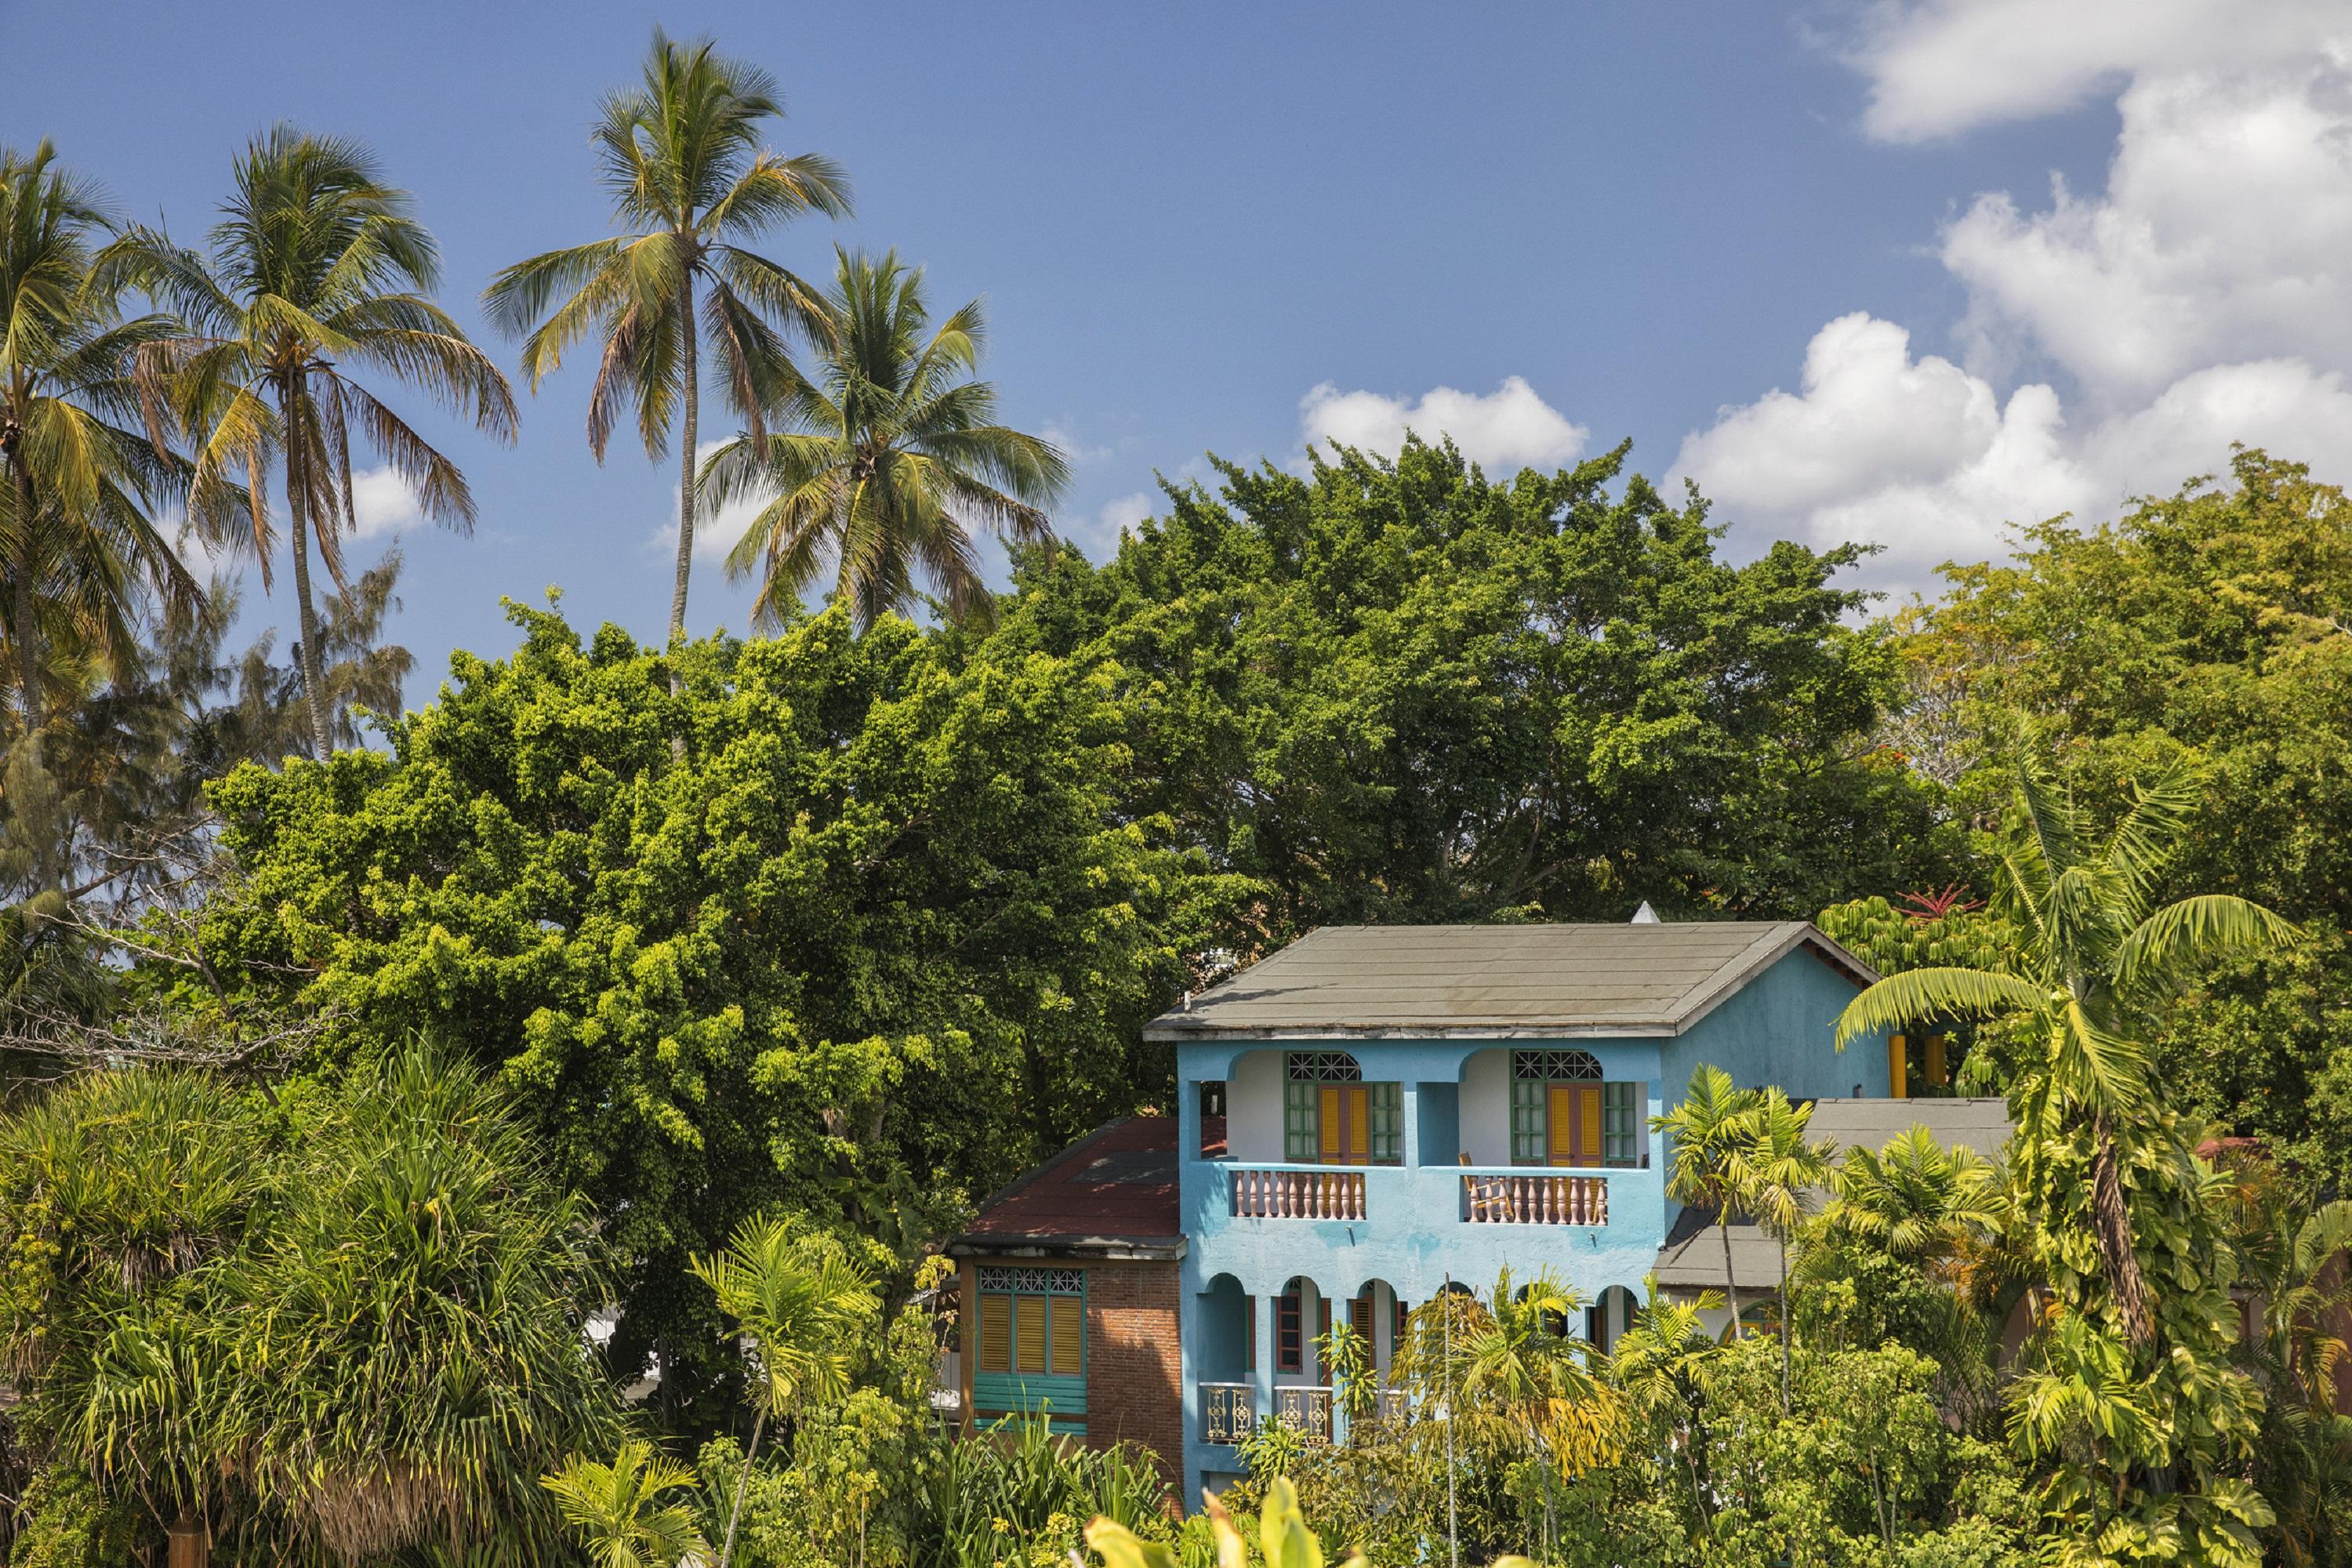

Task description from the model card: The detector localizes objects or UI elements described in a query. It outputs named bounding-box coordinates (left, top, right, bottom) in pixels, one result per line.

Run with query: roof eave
left=947, top=1235, right=1189, bottom=1263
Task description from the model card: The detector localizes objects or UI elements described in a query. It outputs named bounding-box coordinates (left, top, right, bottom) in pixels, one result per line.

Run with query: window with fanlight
left=1282, top=1051, right=1401, bottom=1164
left=1508, top=1050, right=1642, bottom=1167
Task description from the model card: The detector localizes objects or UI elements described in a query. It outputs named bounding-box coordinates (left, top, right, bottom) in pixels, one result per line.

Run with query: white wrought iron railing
left=1230, top=1167, right=1367, bottom=1221
left=1272, top=1384, right=1336, bottom=1442
left=1200, top=1381, right=1255, bottom=1444
left=1458, top=1171, right=1609, bottom=1225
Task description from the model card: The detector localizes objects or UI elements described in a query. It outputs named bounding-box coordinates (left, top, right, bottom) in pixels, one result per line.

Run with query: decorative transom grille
left=1514, top=1048, right=1601, bottom=1081
left=978, top=1266, right=1082, bottom=1294
left=1287, top=1051, right=1363, bottom=1082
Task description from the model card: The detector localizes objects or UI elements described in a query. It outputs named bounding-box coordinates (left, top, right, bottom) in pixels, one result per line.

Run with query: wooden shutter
left=1343, top=1087, right=1370, bottom=1163
left=1247, top=1295, right=1257, bottom=1370
left=1547, top=1084, right=1575, bottom=1165
left=1014, top=1296, right=1047, bottom=1374
left=1319, top=1086, right=1342, bottom=1162
left=1049, top=1294, right=1083, bottom=1376
left=1349, top=1294, right=1374, bottom=1349
left=978, top=1295, right=1011, bottom=1374
left=1317, top=1296, right=1331, bottom=1345
left=1578, top=1086, right=1602, bottom=1165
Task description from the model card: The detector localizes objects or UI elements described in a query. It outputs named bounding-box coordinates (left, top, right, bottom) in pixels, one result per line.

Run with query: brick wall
left=1081, top=1258, right=1185, bottom=1490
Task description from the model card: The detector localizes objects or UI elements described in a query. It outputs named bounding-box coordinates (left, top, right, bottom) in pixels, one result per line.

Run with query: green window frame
left=1284, top=1078, right=1319, bottom=1160
left=1509, top=1076, right=1548, bottom=1164
left=1365, top=1081, right=1401, bottom=1163
left=1602, top=1080, right=1641, bottom=1167
left=975, top=1266, right=1086, bottom=1379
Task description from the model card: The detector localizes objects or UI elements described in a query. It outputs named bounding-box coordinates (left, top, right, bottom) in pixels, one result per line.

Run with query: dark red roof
left=950, top=1116, right=1181, bottom=1258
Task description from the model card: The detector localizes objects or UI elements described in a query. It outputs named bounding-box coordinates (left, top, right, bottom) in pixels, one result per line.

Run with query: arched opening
left=1588, top=1284, right=1639, bottom=1355
left=1195, top=1272, right=1254, bottom=1447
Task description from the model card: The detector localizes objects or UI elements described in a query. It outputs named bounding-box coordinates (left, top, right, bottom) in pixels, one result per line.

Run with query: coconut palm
left=1822, top=1124, right=2007, bottom=1271
left=0, top=141, right=204, bottom=890
left=1835, top=751, right=2297, bottom=1346
left=689, top=1214, right=874, bottom=1568
left=1652, top=1065, right=1760, bottom=1337
left=698, top=248, right=1069, bottom=631
left=484, top=29, right=849, bottom=644
left=543, top=1442, right=710, bottom=1568
left=119, top=126, right=514, bottom=758
left=1728, top=1087, right=1833, bottom=1411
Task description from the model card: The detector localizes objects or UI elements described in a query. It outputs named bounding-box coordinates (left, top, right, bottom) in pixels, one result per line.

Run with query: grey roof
left=1144, top=921, right=1875, bottom=1041
left=1651, top=1097, right=2014, bottom=1294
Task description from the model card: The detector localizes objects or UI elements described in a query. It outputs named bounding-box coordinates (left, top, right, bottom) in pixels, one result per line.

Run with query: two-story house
left=949, top=916, right=1902, bottom=1505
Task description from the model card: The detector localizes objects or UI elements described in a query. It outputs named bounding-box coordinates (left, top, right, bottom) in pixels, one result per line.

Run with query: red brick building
left=945, top=1116, right=1186, bottom=1484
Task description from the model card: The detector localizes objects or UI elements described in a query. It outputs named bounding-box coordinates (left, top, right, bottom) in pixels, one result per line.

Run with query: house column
left=1254, top=1278, right=1281, bottom=1439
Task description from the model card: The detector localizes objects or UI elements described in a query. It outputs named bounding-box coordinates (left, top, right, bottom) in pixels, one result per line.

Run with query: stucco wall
left=1227, top=1048, right=1283, bottom=1162
left=1460, top=1047, right=1511, bottom=1164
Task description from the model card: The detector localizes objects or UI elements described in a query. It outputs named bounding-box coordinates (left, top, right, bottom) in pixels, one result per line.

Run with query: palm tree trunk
left=669, top=263, right=699, bottom=648
left=714, top=1404, right=765, bottom=1568
left=281, top=405, right=333, bottom=759
left=1718, top=1216, right=1744, bottom=1338
left=1778, top=1234, right=1792, bottom=1413
left=2090, top=1111, right=2156, bottom=1346
left=9, top=455, right=58, bottom=892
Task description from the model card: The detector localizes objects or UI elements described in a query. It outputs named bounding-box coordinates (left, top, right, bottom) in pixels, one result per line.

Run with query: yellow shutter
left=1014, top=1296, right=1047, bottom=1373
left=1319, top=1086, right=1342, bottom=1163
left=1547, top=1085, right=1575, bottom=1165
left=1889, top=1034, right=1908, bottom=1097
left=1925, top=1034, right=1948, bottom=1087
left=978, top=1295, right=1011, bottom=1374
left=1579, top=1086, right=1602, bottom=1164
left=1050, top=1294, right=1083, bottom=1376
left=1344, top=1086, right=1369, bottom=1163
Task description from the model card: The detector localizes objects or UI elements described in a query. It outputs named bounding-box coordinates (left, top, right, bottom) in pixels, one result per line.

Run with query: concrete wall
left=1227, top=1048, right=1283, bottom=1163
left=1460, top=1047, right=1511, bottom=1164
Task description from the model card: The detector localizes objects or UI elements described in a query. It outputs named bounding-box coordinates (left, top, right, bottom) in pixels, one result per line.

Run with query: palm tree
left=1652, top=1065, right=1760, bottom=1337
left=698, top=248, right=1069, bottom=631
left=1835, top=751, right=2297, bottom=1346
left=0, top=141, right=203, bottom=890
left=121, top=127, right=514, bottom=757
left=689, top=1214, right=873, bottom=1568
left=484, top=29, right=849, bottom=644
left=1606, top=1279, right=1723, bottom=1527
left=1822, top=1123, right=2007, bottom=1271
left=543, top=1442, right=711, bottom=1568
left=1727, top=1087, right=1833, bottom=1411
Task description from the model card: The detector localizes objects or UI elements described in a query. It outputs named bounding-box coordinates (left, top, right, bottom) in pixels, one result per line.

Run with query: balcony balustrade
left=1272, top=1385, right=1335, bottom=1442
left=1458, top=1170, right=1610, bottom=1225
left=1200, top=1381, right=1255, bottom=1445
left=1229, top=1166, right=1367, bottom=1221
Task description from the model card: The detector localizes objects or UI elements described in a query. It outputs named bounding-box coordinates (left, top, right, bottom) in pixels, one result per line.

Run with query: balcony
left=1272, top=1385, right=1335, bottom=1441
left=1200, top=1381, right=1255, bottom=1444
left=1458, top=1169, right=1610, bottom=1225
left=1229, top=1165, right=1367, bottom=1221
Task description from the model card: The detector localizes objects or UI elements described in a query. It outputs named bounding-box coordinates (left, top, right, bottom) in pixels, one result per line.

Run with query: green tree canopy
left=997, top=437, right=1955, bottom=952
left=172, top=600, right=1236, bottom=1415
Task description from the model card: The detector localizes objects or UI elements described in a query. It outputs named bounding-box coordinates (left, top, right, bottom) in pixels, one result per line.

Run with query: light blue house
left=1146, top=918, right=1893, bottom=1501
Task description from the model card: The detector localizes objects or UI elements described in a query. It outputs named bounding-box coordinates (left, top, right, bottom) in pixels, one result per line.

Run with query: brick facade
left=956, top=1255, right=1186, bottom=1490
left=1077, top=1258, right=1185, bottom=1486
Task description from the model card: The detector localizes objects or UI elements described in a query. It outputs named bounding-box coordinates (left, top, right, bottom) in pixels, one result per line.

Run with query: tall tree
left=699, top=248, right=1068, bottom=630
left=1727, top=1087, right=1832, bottom=1410
left=1653, top=1065, right=1760, bottom=1336
left=485, top=28, right=850, bottom=644
left=1835, top=751, right=2293, bottom=1346
left=0, top=141, right=201, bottom=891
left=122, top=126, right=513, bottom=757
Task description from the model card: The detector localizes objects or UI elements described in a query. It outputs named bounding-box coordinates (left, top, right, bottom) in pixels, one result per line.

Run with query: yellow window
left=1050, top=1295, right=1083, bottom=1376
left=978, top=1295, right=1011, bottom=1374
left=1014, top=1295, right=1047, bottom=1373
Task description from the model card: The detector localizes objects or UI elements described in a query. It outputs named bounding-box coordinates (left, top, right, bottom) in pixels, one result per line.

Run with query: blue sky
left=7, top=2, right=2347, bottom=689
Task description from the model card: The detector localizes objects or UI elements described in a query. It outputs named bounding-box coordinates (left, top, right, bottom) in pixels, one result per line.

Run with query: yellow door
left=1548, top=1084, right=1601, bottom=1165
left=1319, top=1085, right=1370, bottom=1163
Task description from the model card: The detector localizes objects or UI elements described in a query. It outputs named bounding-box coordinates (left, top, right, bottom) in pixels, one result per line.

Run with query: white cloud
left=1298, top=376, right=1588, bottom=473
left=1844, top=0, right=2341, bottom=142
left=350, top=465, right=423, bottom=538
left=1094, top=490, right=1154, bottom=539
left=1670, top=5, right=2352, bottom=593
left=1940, top=52, right=2352, bottom=404
left=1040, top=423, right=1113, bottom=465
left=1677, top=317, right=2352, bottom=586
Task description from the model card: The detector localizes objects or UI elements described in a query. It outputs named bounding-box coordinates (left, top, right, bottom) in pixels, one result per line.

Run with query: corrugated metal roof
left=1144, top=921, right=1875, bottom=1040
left=1652, top=1097, right=2015, bottom=1292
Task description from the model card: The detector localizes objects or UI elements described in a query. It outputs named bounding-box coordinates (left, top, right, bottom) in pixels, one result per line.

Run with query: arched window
left=1283, top=1051, right=1399, bottom=1163
left=1511, top=1050, right=1640, bottom=1167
